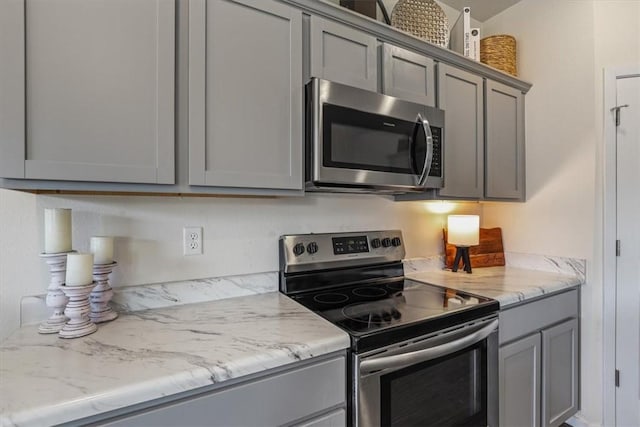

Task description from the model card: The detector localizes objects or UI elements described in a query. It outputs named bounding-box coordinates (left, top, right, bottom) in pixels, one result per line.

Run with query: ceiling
left=437, top=0, right=523, bottom=22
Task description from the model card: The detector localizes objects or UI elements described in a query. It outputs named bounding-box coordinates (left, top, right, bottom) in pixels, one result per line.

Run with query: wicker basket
left=480, top=35, right=517, bottom=76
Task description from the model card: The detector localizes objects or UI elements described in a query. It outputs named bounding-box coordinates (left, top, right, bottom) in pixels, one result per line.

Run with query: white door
left=615, top=73, right=640, bottom=427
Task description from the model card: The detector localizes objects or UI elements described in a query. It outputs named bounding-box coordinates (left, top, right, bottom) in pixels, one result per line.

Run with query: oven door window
left=322, top=104, right=426, bottom=175
left=380, top=342, right=487, bottom=427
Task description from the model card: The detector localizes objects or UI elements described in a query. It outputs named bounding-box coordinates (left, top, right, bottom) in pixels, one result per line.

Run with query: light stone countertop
left=406, top=266, right=584, bottom=308
left=0, top=292, right=350, bottom=427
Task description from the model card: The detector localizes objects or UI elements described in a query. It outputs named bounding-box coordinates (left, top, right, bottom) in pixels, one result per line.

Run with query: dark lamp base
left=452, top=246, right=473, bottom=273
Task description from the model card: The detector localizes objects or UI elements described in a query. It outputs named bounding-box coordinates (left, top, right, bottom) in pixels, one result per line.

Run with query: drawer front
left=101, top=356, right=346, bottom=427
left=294, top=408, right=346, bottom=427
left=499, top=289, right=578, bottom=344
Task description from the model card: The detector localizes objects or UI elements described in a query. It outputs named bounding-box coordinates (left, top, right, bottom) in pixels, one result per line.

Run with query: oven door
left=354, top=316, right=498, bottom=427
left=307, top=78, right=443, bottom=192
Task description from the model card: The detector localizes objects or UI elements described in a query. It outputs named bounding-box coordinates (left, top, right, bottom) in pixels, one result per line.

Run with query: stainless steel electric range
left=279, top=230, right=500, bottom=427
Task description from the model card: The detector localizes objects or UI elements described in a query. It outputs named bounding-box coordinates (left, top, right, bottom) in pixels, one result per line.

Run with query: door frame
left=602, top=64, right=640, bottom=427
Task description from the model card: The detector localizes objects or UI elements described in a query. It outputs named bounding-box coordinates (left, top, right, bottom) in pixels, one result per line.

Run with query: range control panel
left=280, top=230, right=405, bottom=274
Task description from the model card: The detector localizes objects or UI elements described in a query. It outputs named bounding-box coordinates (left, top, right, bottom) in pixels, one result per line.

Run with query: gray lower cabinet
left=188, top=0, right=303, bottom=190
left=89, top=354, right=346, bottom=427
left=309, top=15, right=377, bottom=92
left=541, top=318, right=579, bottom=427
left=0, top=0, right=175, bottom=184
left=381, top=43, right=436, bottom=107
left=437, top=63, right=484, bottom=199
left=499, top=289, right=580, bottom=427
left=485, top=79, right=526, bottom=200
left=500, top=333, right=542, bottom=427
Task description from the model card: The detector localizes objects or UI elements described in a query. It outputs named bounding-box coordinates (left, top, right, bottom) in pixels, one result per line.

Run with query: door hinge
left=611, top=104, right=629, bottom=126
left=615, top=369, right=620, bottom=387
left=616, top=240, right=621, bottom=256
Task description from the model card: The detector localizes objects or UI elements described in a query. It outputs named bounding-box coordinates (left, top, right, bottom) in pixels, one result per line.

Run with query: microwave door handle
left=417, top=114, right=433, bottom=186
left=359, top=319, right=498, bottom=376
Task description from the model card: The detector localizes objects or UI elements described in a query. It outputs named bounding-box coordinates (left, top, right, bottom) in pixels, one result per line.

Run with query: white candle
left=90, top=236, right=114, bottom=265
left=66, top=253, right=94, bottom=286
left=44, top=208, right=72, bottom=253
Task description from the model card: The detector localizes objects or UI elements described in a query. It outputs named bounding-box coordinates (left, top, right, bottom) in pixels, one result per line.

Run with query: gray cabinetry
left=485, top=80, right=526, bottom=200
left=0, top=0, right=175, bottom=184
left=499, top=289, right=580, bottom=427
left=188, top=0, right=303, bottom=190
left=437, top=63, right=484, bottom=199
left=381, top=43, right=436, bottom=107
left=93, top=354, right=346, bottom=427
left=542, top=319, right=579, bottom=427
left=500, top=333, right=541, bottom=427
left=309, top=15, right=377, bottom=91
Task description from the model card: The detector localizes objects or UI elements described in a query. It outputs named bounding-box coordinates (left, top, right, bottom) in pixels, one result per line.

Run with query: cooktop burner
left=289, top=278, right=495, bottom=337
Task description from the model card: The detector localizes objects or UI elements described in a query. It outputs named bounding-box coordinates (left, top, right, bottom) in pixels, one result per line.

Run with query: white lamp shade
left=447, top=215, right=480, bottom=246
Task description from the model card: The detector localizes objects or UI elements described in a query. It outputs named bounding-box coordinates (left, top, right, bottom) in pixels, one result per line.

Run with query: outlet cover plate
left=183, top=226, right=203, bottom=256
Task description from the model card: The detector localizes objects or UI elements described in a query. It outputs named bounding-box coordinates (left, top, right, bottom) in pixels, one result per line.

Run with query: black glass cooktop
left=289, top=278, right=499, bottom=352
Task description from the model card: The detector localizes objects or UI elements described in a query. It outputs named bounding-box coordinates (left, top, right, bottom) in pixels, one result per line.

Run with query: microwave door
left=412, top=114, right=433, bottom=188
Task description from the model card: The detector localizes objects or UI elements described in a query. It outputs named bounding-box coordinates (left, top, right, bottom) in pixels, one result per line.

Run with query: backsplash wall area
left=0, top=188, right=481, bottom=341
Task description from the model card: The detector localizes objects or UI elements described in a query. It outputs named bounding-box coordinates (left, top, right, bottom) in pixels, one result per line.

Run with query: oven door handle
left=417, top=114, right=433, bottom=186
left=359, top=319, right=498, bottom=375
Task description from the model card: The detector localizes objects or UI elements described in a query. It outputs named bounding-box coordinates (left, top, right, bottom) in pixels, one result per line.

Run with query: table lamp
left=447, top=215, right=480, bottom=273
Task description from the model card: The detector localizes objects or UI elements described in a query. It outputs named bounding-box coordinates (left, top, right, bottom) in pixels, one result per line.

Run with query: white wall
left=0, top=188, right=480, bottom=341
left=481, top=1, right=640, bottom=425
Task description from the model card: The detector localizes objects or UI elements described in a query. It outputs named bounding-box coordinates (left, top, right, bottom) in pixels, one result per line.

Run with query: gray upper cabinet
left=381, top=43, right=436, bottom=107
left=0, top=0, right=175, bottom=184
left=309, top=15, right=377, bottom=92
left=541, top=318, right=579, bottom=427
left=485, top=79, right=525, bottom=200
left=437, top=63, right=484, bottom=199
left=188, top=0, right=303, bottom=190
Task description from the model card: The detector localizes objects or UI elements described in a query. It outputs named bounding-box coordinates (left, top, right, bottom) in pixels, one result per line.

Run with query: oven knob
left=391, top=309, right=402, bottom=320
left=382, top=238, right=392, bottom=248
left=293, top=243, right=305, bottom=256
left=392, top=237, right=402, bottom=247
left=382, top=312, right=392, bottom=322
left=371, top=238, right=381, bottom=249
left=307, top=242, right=318, bottom=254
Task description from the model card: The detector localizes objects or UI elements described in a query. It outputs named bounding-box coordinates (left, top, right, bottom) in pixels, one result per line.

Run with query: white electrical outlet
left=183, top=226, right=203, bottom=256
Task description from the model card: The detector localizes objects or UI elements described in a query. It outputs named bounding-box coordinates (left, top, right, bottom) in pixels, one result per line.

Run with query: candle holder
left=38, top=251, right=76, bottom=334
left=90, top=262, right=118, bottom=323
left=59, top=283, right=98, bottom=339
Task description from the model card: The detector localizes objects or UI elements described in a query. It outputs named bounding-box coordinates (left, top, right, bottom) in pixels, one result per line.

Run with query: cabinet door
left=382, top=44, right=435, bottom=107
left=485, top=79, right=525, bottom=200
left=189, top=0, right=302, bottom=190
left=541, top=318, right=579, bottom=427
left=437, top=64, right=484, bottom=198
left=309, top=16, right=377, bottom=92
left=499, top=333, right=541, bottom=427
left=0, top=0, right=175, bottom=184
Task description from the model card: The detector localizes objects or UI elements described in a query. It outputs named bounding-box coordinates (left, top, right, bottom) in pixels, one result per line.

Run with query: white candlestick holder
left=90, top=262, right=118, bottom=323
left=59, top=283, right=98, bottom=339
left=38, top=251, right=75, bottom=334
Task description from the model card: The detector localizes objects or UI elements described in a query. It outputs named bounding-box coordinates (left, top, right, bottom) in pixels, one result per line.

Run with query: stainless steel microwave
left=306, top=78, right=444, bottom=193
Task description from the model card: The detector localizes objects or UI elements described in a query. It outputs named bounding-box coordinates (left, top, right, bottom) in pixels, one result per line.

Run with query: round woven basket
left=391, top=0, right=449, bottom=48
left=480, top=35, right=517, bottom=76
